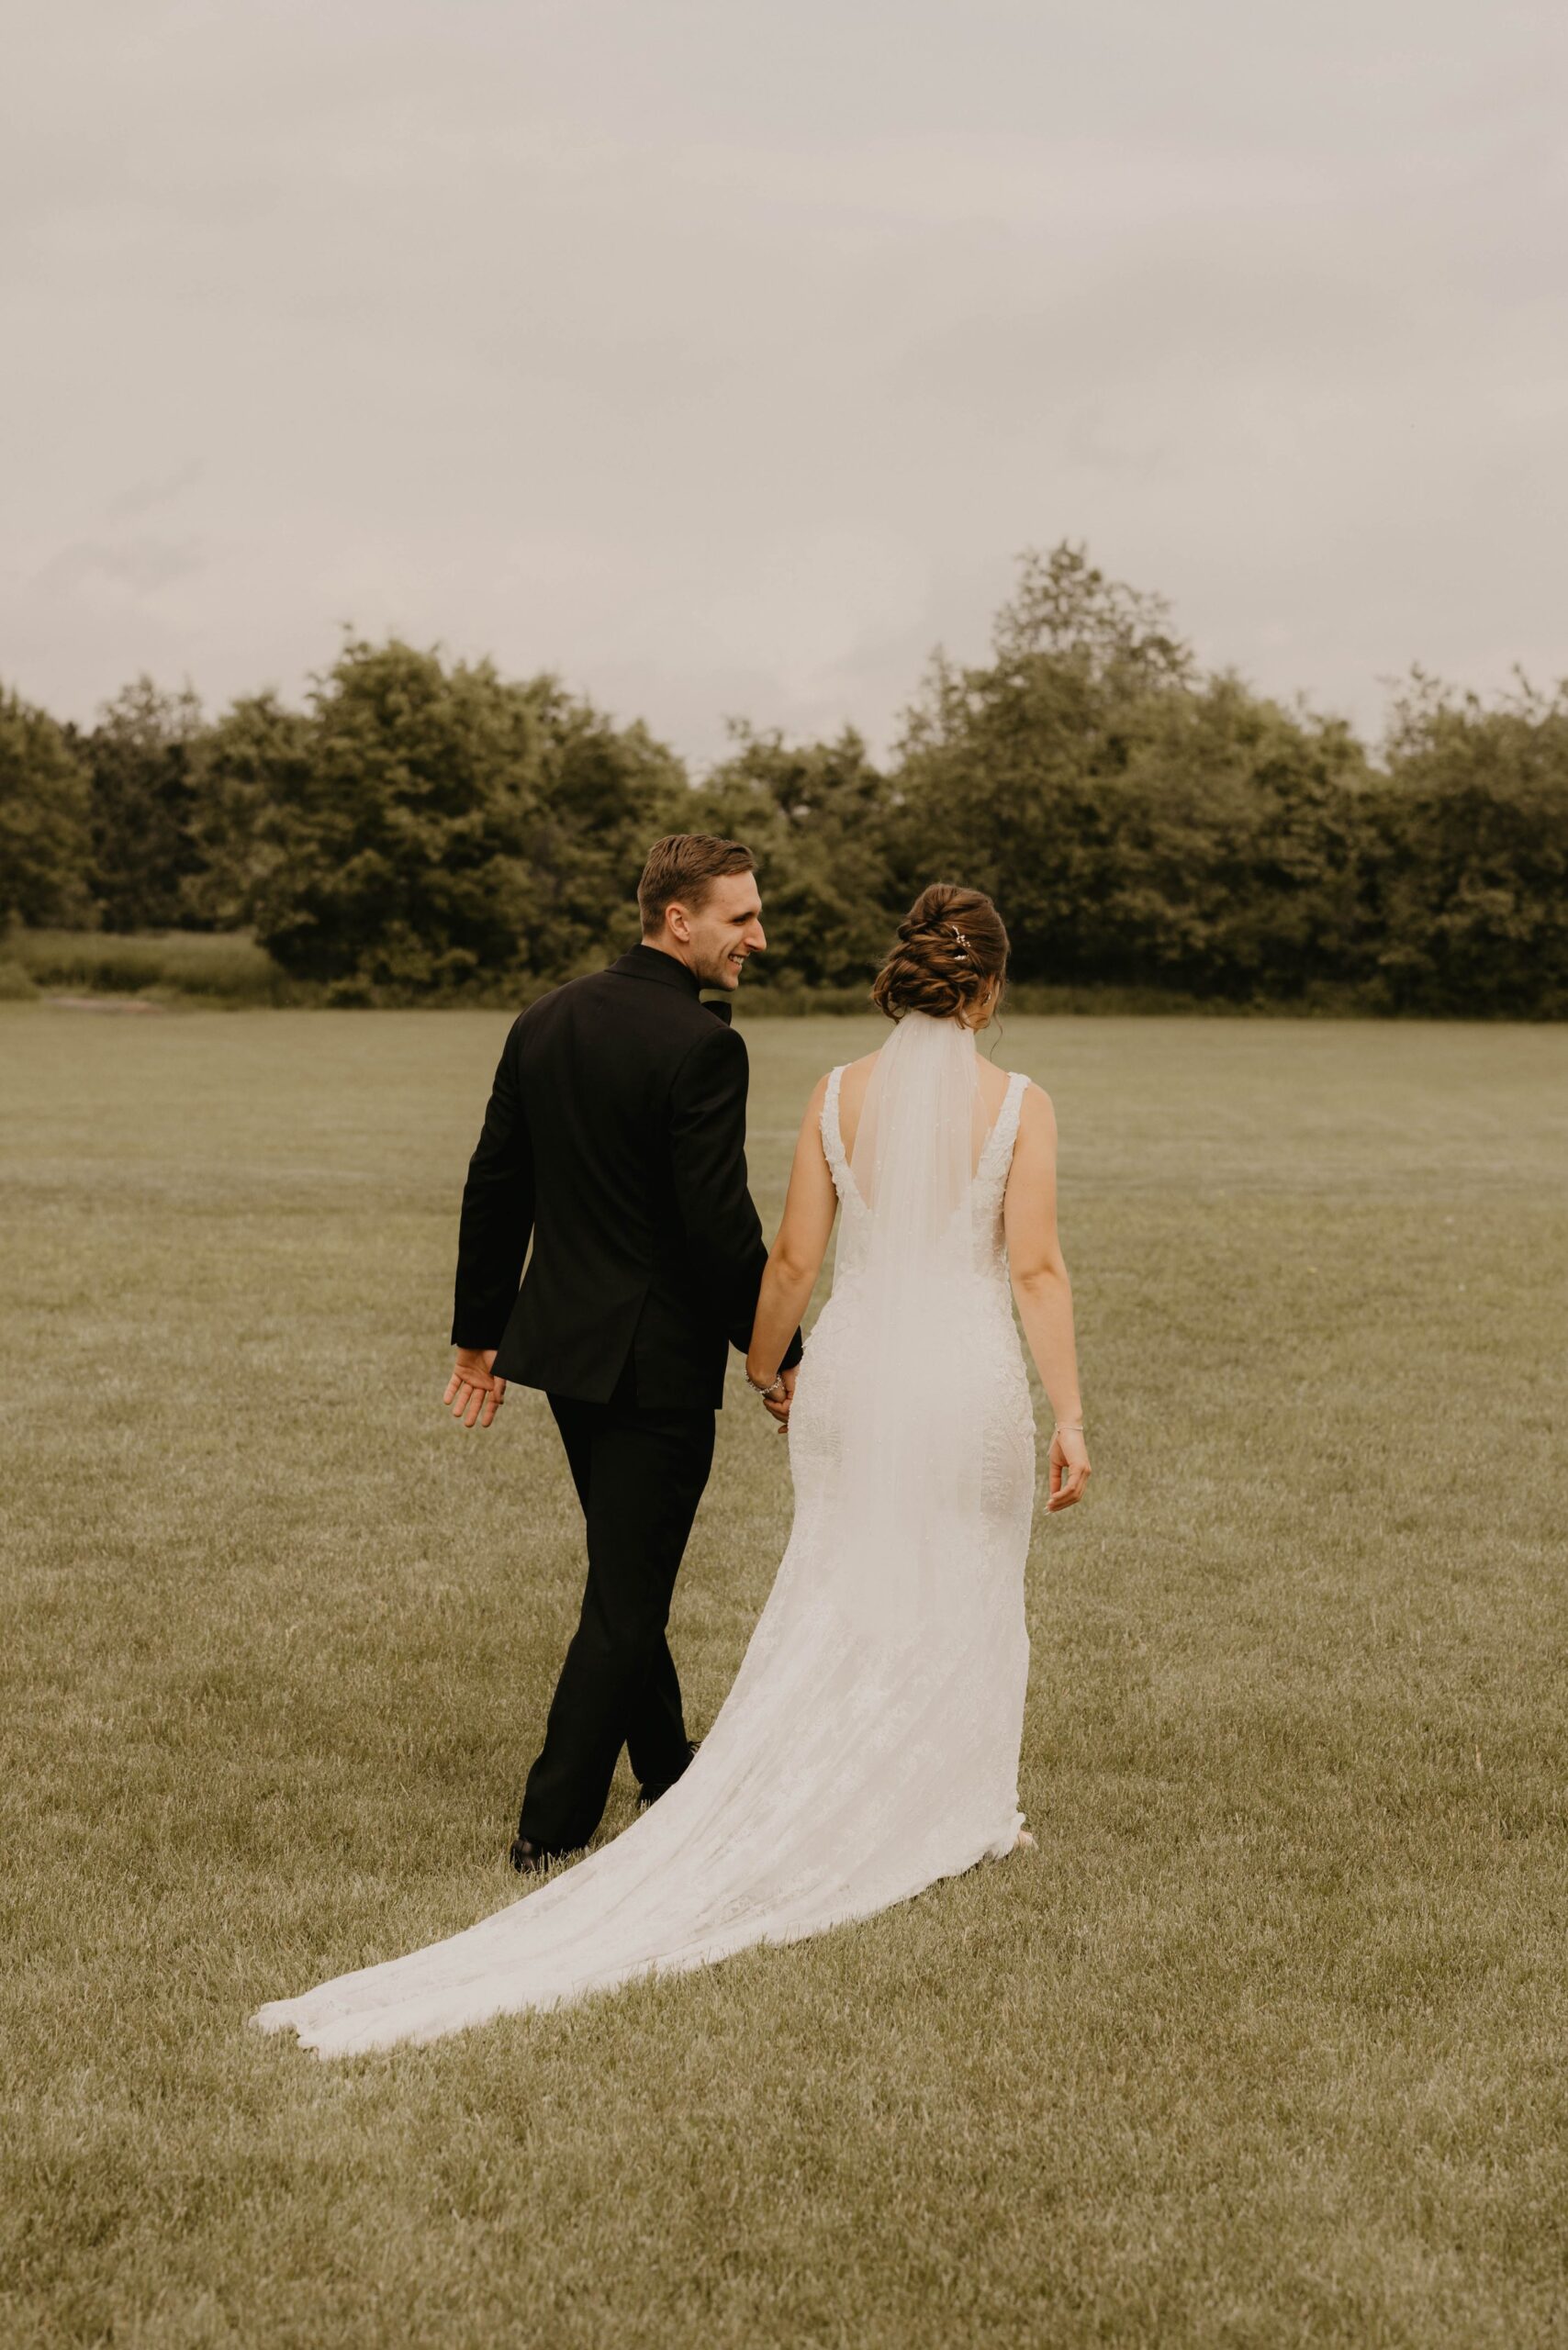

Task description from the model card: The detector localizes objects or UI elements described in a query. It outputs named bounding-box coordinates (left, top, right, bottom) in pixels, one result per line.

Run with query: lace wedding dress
left=252, top=1012, right=1037, bottom=2056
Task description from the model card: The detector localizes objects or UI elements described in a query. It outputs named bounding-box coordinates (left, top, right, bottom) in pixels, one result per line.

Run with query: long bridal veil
left=251, top=1008, right=1032, bottom=2056
left=834, top=1009, right=983, bottom=1639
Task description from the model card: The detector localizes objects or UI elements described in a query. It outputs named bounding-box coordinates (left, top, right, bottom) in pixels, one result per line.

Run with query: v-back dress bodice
left=793, top=1061, right=1036, bottom=1560
left=821, top=1058, right=1030, bottom=1281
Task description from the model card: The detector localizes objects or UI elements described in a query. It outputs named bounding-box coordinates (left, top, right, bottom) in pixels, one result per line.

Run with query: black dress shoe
left=637, top=1738, right=700, bottom=1810
left=509, top=1834, right=571, bottom=1874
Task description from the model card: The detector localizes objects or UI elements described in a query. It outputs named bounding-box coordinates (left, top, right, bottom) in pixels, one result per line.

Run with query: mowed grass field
left=3, top=1002, right=1565, bottom=2350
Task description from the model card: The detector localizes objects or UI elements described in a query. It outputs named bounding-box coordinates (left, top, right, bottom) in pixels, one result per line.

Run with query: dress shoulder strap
left=820, top=1065, right=852, bottom=1196
left=979, top=1069, right=1031, bottom=1189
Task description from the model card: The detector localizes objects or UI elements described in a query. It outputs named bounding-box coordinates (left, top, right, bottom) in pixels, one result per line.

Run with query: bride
left=252, top=882, right=1090, bottom=2056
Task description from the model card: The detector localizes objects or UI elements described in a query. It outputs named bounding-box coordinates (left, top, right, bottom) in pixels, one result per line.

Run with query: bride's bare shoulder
left=976, top=1058, right=1018, bottom=1111
left=984, top=1058, right=1050, bottom=1098
left=1014, top=1078, right=1058, bottom=1145
left=805, top=1048, right=873, bottom=1095
left=987, top=1066, right=1056, bottom=1136
left=832, top=1048, right=880, bottom=1101
left=798, top=1055, right=864, bottom=1128
left=819, top=1049, right=883, bottom=1158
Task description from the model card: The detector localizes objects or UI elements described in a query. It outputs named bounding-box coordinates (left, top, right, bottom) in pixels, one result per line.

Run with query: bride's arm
left=1004, top=1083, right=1092, bottom=1510
left=745, top=1073, right=837, bottom=1400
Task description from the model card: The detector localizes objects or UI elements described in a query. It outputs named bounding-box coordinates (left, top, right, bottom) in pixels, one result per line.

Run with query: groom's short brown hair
left=637, top=834, right=756, bottom=933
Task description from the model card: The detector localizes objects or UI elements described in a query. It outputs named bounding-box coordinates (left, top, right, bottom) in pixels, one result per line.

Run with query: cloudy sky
left=3, top=0, right=1563, bottom=766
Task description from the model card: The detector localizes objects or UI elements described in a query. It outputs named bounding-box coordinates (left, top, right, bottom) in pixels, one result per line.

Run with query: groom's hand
left=444, top=1347, right=507, bottom=1429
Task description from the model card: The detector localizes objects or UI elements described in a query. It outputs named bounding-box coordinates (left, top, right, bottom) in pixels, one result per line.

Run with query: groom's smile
left=652, top=867, right=768, bottom=990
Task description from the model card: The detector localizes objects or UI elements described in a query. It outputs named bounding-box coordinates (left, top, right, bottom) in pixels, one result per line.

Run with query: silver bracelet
left=745, top=1369, right=787, bottom=1402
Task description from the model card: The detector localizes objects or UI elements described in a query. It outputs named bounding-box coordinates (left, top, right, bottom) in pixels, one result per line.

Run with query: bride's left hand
left=762, top=1365, right=798, bottom=1432
left=1047, top=1423, right=1091, bottom=1509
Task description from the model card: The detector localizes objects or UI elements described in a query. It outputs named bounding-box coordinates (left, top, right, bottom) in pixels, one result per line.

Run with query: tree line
left=2, top=544, right=1564, bottom=1014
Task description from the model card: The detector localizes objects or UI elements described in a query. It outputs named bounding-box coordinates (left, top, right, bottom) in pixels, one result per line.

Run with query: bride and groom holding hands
left=254, top=834, right=1090, bottom=2055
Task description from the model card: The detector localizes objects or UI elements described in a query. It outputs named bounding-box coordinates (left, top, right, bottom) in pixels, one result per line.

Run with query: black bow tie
left=701, top=996, right=733, bottom=1024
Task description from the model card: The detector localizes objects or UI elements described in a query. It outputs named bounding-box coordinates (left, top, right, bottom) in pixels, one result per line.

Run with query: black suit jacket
left=450, top=945, right=801, bottom=1409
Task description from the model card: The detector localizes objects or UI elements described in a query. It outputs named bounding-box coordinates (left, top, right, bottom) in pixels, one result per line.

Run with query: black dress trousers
left=518, top=1356, right=716, bottom=1853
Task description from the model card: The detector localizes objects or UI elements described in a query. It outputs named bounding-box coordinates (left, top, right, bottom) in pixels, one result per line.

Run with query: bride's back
left=833, top=1043, right=1020, bottom=1177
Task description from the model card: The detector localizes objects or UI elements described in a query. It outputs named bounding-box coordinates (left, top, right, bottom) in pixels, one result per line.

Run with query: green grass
left=2, top=1003, right=1565, bottom=2348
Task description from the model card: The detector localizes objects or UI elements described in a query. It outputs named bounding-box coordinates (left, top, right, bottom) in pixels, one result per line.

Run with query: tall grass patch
left=9, top=927, right=294, bottom=1003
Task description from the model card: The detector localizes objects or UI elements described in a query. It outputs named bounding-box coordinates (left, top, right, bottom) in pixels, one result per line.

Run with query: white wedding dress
left=252, top=1012, right=1037, bottom=2056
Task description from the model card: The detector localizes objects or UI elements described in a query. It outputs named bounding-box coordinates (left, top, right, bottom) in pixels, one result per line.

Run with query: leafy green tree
left=1369, top=668, right=1568, bottom=1016
left=516, top=679, right=689, bottom=977
left=1075, top=675, right=1374, bottom=997
left=685, top=723, right=898, bottom=986
left=10, top=560, right=1566, bottom=1017
left=180, top=691, right=312, bottom=933
left=1215, top=692, right=1377, bottom=997
left=86, top=678, right=206, bottom=930
left=889, top=543, right=1381, bottom=998
left=251, top=639, right=688, bottom=999
left=0, top=685, right=95, bottom=928
left=251, top=639, right=541, bottom=995
left=891, top=543, right=1198, bottom=982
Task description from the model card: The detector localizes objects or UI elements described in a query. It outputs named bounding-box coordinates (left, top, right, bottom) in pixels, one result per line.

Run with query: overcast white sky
left=2, top=0, right=1563, bottom=766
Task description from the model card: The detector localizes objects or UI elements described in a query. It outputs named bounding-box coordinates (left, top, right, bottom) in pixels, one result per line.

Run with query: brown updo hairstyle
left=870, top=883, right=1010, bottom=1023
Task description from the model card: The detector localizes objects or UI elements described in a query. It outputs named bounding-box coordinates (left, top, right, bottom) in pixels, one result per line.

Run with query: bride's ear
left=968, top=979, right=1001, bottom=1029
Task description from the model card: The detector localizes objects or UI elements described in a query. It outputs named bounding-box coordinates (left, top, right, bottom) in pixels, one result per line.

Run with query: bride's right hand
left=760, top=1364, right=797, bottom=1432
left=1047, top=1423, right=1090, bottom=1511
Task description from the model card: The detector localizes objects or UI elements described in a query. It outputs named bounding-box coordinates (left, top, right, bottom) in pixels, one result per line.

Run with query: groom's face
left=679, top=872, right=767, bottom=990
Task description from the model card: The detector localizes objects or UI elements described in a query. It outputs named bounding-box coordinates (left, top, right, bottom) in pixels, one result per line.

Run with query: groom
left=445, top=834, right=801, bottom=1871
